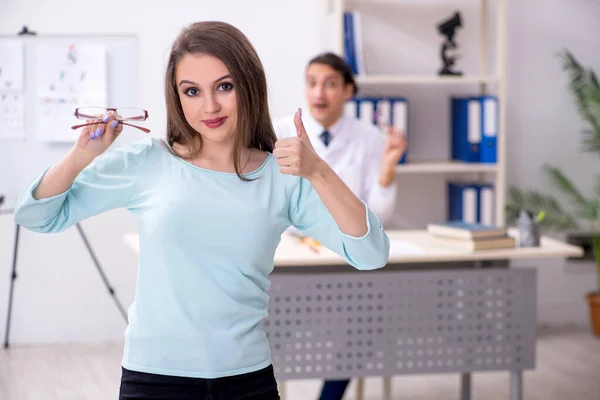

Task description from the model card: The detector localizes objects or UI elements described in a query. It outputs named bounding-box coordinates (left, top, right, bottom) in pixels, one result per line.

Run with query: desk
left=124, top=230, right=582, bottom=400
left=124, top=229, right=581, bottom=266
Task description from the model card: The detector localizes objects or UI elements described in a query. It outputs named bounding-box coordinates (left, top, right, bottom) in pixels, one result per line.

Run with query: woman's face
left=176, top=53, right=238, bottom=146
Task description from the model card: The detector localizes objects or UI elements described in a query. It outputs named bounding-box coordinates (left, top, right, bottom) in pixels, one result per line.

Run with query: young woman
left=13, top=21, right=390, bottom=400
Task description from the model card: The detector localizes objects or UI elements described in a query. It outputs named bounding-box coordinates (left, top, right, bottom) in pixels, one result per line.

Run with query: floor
left=1, top=326, right=599, bottom=400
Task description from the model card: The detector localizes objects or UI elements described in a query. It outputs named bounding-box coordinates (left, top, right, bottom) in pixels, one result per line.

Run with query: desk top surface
left=123, top=229, right=583, bottom=267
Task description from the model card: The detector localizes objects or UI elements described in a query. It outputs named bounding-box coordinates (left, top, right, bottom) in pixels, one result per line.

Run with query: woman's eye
left=184, top=88, right=199, bottom=96
left=218, top=82, right=234, bottom=91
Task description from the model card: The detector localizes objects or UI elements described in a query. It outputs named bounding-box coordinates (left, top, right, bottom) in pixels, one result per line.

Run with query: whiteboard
left=35, top=42, right=108, bottom=143
left=0, top=34, right=138, bottom=199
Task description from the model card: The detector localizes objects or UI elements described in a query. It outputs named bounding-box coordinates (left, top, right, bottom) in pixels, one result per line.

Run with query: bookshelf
left=396, top=161, right=498, bottom=174
left=355, top=74, right=499, bottom=85
left=329, top=0, right=507, bottom=227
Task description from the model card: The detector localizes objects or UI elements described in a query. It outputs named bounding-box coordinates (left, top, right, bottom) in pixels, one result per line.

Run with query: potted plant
left=505, top=50, right=600, bottom=337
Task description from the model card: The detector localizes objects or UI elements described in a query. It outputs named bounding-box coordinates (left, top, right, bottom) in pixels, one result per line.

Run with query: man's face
left=305, top=63, right=353, bottom=128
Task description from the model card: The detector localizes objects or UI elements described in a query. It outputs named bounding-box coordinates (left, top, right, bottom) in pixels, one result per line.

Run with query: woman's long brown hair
left=164, top=21, right=276, bottom=181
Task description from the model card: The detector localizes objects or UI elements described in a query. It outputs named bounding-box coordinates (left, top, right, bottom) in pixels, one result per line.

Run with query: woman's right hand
left=32, top=112, right=124, bottom=201
left=73, top=112, right=124, bottom=163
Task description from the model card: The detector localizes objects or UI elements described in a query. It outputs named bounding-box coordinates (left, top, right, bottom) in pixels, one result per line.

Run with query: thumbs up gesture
left=274, top=108, right=323, bottom=181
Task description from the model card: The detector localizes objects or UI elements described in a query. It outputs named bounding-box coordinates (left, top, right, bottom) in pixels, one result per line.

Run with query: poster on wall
left=0, top=40, right=25, bottom=139
left=0, top=92, right=25, bottom=140
left=35, top=43, right=107, bottom=143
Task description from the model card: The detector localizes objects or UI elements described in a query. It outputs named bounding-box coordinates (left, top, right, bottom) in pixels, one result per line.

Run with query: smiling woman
left=12, top=20, right=390, bottom=400
left=164, top=23, right=276, bottom=181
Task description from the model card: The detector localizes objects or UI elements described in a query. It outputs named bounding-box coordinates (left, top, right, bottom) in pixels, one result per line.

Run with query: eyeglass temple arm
left=71, top=121, right=151, bottom=134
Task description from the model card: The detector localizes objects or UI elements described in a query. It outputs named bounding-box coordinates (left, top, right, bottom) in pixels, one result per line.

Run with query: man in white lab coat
left=275, top=52, right=405, bottom=227
left=273, top=52, right=407, bottom=400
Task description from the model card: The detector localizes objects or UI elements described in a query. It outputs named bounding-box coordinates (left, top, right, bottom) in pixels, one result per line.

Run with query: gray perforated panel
left=263, top=268, right=536, bottom=380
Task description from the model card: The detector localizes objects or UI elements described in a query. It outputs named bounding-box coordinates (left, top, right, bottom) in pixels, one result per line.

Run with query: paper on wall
left=0, top=40, right=25, bottom=139
left=35, top=43, right=107, bottom=143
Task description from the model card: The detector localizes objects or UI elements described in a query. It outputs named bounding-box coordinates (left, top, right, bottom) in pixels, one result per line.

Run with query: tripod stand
left=1, top=196, right=128, bottom=348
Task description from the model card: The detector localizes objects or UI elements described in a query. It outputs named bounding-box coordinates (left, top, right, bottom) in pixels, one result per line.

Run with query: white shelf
left=355, top=75, right=499, bottom=85
left=332, top=0, right=507, bottom=225
left=346, top=0, right=464, bottom=4
left=396, top=161, right=498, bottom=174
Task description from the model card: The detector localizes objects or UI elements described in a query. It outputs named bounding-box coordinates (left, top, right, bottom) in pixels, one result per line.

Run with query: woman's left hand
left=274, top=108, right=323, bottom=181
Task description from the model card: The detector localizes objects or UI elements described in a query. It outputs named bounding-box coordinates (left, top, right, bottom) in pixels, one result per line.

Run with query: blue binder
left=480, top=96, right=498, bottom=163
left=451, top=96, right=498, bottom=163
left=451, top=97, right=481, bottom=163
left=448, top=182, right=496, bottom=224
left=372, top=97, right=408, bottom=164
left=478, top=183, right=495, bottom=225
left=347, top=96, right=410, bottom=164
left=343, top=12, right=357, bottom=74
left=448, top=182, right=479, bottom=223
left=356, top=97, right=377, bottom=124
left=390, top=97, right=408, bottom=164
left=344, top=98, right=359, bottom=119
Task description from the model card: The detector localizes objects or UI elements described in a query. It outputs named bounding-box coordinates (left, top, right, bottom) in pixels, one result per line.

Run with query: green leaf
left=591, top=236, right=600, bottom=292
left=505, top=204, right=522, bottom=226
left=560, top=50, right=600, bottom=155
left=505, top=186, right=579, bottom=231
left=581, top=128, right=600, bottom=153
left=590, top=178, right=600, bottom=220
left=590, top=70, right=600, bottom=89
left=543, top=165, right=589, bottom=208
left=556, top=50, right=600, bottom=290
left=508, top=186, right=525, bottom=204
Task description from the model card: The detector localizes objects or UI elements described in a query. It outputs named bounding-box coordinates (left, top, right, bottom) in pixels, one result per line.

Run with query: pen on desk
left=300, top=237, right=320, bottom=254
left=304, top=241, right=320, bottom=254
left=290, top=233, right=320, bottom=253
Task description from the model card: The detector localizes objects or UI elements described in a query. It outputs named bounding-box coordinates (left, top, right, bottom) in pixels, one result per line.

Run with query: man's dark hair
left=307, top=52, right=358, bottom=96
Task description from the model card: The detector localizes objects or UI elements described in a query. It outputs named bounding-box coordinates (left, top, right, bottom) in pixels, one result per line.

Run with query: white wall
left=0, top=0, right=598, bottom=344
left=505, top=0, right=600, bottom=329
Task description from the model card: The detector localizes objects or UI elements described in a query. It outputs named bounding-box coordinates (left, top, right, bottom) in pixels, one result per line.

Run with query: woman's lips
left=203, top=117, right=227, bottom=128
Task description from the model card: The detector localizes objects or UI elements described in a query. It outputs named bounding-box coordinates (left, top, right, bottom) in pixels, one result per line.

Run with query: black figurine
left=17, top=26, right=37, bottom=36
left=437, top=12, right=462, bottom=76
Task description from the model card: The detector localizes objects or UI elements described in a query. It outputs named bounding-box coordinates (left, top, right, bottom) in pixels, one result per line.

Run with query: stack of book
left=426, top=221, right=516, bottom=251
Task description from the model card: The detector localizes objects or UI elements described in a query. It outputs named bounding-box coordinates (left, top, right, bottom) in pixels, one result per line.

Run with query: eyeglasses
left=71, top=107, right=151, bottom=133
